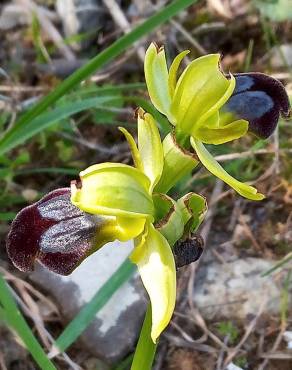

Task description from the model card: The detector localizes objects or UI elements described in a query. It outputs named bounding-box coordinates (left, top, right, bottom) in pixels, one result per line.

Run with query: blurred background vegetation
left=0, top=0, right=291, bottom=369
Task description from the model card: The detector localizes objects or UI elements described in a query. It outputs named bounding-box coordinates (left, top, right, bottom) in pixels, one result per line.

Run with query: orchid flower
left=7, top=109, right=207, bottom=343
left=145, top=43, right=290, bottom=199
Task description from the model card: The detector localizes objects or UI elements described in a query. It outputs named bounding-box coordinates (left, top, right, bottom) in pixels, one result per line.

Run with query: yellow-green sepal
left=170, top=54, right=235, bottom=134
left=191, top=138, right=265, bottom=201
left=153, top=194, right=184, bottom=247
left=138, top=109, right=164, bottom=193
left=144, top=43, right=171, bottom=117
left=177, top=192, right=207, bottom=234
left=154, top=132, right=199, bottom=194
left=131, top=223, right=176, bottom=343
left=71, top=162, right=154, bottom=218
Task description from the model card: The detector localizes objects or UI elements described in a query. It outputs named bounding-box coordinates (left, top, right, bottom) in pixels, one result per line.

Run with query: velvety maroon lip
left=225, top=73, right=290, bottom=139
left=6, top=188, right=98, bottom=275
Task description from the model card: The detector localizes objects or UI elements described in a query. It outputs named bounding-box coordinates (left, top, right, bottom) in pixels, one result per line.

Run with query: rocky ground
left=0, top=0, right=291, bottom=369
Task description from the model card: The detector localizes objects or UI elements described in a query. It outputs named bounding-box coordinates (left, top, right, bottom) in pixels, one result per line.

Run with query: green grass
left=0, top=275, right=57, bottom=370
left=0, top=0, right=198, bottom=156
left=54, top=259, right=136, bottom=353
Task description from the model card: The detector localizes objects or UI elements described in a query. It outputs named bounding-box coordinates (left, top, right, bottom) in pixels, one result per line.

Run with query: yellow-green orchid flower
left=7, top=107, right=207, bottom=343
left=70, top=109, right=206, bottom=342
left=144, top=43, right=265, bottom=200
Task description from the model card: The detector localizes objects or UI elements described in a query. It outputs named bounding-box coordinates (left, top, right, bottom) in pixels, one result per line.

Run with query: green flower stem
left=131, top=304, right=157, bottom=370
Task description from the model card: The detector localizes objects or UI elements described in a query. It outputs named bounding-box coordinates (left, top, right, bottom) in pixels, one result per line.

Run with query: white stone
left=30, top=240, right=146, bottom=364
left=226, top=363, right=243, bottom=370
left=193, top=258, right=289, bottom=320
left=0, top=5, right=31, bottom=30
left=56, top=0, right=104, bottom=49
left=283, top=331, right=292, bottom=349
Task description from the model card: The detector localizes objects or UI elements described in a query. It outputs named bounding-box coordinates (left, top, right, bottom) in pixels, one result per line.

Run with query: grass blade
left=0, top=212, right=17, bottom=221
left=0, top=0, right=198, bottom=156
left=0, top=274, right=57, bottom=370
left=15, top=167, right=79, bottom=176
left=124, top=96, right=170, bottom=134
left=0, top=96, right=117, bottom=155
left=261, top=252, right=292, bottom=277
left=54, top=258, right=136, bottom=353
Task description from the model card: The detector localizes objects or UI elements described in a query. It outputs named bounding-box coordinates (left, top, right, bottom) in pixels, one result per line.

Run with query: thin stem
left=131, top=304, right=157, bottom=370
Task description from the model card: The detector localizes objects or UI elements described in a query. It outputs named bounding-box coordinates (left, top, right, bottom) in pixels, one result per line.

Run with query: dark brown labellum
left=224, top=73, right=290, bottom=139
left=6, top=188, right=100, bottom=275
left=174, top=234, right=204, bottom=268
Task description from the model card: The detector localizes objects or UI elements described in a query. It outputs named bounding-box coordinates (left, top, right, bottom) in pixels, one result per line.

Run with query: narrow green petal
left=177, top=192, right=207, bottom=234
left=144, top=43, right=171, bottom=116
left=119, top=127, right=143, bottom=171
left=131, top=223, right=176, bottom=343
left=71, top=163, right=154, bottom=217
left=194, top=119, right=249, bottom=145
left=138, top=109, right=164, bottom=192
left=153, top=194, right=184, bottom=247
left=191, top=138, right=265, bottom=201
left=168, top=50, right=190, bottom=98
left=155, top=132, right=199, bottom=194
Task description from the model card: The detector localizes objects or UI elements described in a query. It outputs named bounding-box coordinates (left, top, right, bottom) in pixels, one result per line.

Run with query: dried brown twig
left=223, top=298, right=267, bottom=368
left=18, top=0, right=75, bottom=61
left=186, top=180, right=230, bottom=352
left=102, top=0, right=145, bottom=62
left=0, top=268, right=81, bottom=370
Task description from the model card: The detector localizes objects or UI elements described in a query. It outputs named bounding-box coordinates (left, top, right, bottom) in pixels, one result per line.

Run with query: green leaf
left=55, top=259, right=136, bottom=353
left=0, top=0, right=198, bottom=156
left=261, top=252, right=292, bottom=276
left=0, top=275, right=57, bottom=370
left=15, top=167, right=79, bottom=176
left=255, top=0, right=292, bottom=21
left=0, top=212, right=16, bottom=221
left=0, top=96, right=117, bottom=155
left=68, top=82, right=146, bottom=99
left=217, top=321, right=239, bottom=344
left=125, top=96, right=171, bottom=134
